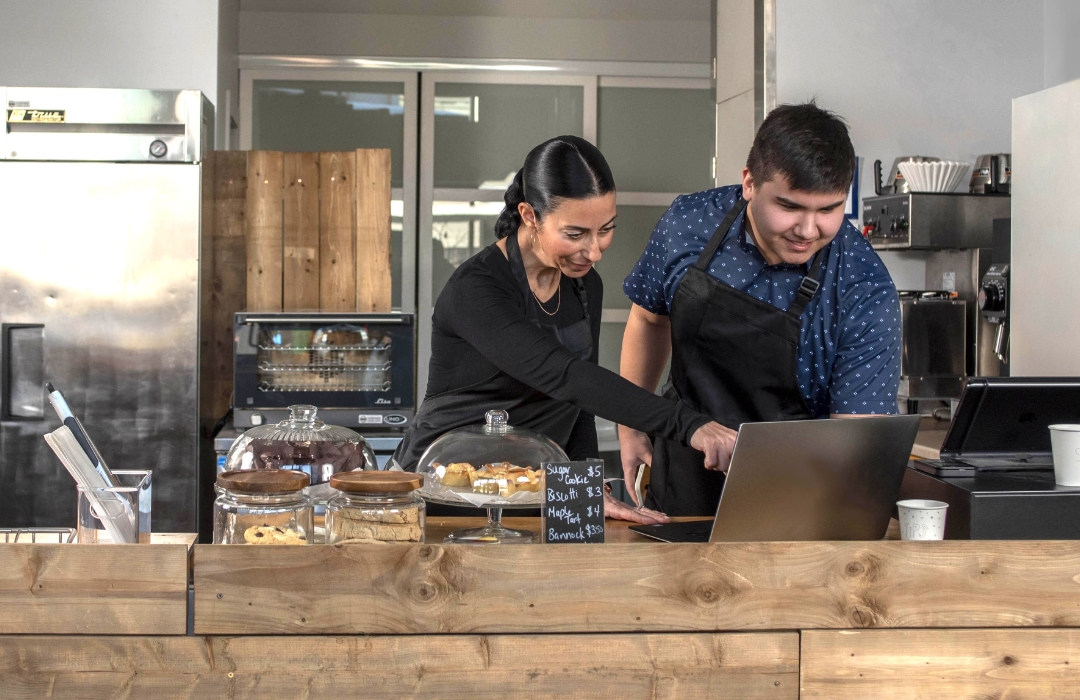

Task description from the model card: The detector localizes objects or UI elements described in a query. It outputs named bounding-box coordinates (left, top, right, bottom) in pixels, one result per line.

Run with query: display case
left=222, top=404, right=376, bottom=503
left=416, top=409, right=567, bottom=544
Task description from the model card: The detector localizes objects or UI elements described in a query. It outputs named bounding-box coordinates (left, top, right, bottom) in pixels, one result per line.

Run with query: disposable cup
left=897, top=499, right=948, bottom=540
left=1049, top=425, right=1080, bottom=487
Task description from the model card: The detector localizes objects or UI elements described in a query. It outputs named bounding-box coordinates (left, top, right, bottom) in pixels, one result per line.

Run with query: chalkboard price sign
left=541, top=459, right=605, bottom=544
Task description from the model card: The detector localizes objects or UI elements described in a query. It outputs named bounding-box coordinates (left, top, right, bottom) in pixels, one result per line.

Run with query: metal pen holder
left=77, top=470, right=152, bottom=543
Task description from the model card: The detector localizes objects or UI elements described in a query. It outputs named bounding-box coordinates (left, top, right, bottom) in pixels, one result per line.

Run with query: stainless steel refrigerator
left=0, top=87, right=212, bottom=532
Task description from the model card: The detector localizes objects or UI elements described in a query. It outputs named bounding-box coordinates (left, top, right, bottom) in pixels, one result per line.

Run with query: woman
left=393, top=136, right=732, bottom=522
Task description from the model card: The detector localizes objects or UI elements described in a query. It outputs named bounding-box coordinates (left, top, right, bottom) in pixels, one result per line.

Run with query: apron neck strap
left=694, top=198, right=748, bottom=271
left=786, top=249, right=827, bottom=318
left=693, top=196, right=827, bottom=318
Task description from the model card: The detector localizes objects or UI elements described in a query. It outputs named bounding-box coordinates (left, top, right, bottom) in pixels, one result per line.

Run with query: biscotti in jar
left=325, top=471, right=425, bottom=544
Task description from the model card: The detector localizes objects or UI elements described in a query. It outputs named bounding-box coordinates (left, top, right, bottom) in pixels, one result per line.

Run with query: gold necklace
left=531, top=279, right=561, bottom=316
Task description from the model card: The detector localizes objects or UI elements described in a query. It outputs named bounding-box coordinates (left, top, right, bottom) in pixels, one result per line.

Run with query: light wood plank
left=318, top=150, right=356, bottom=311
left=0, top=545, right=188, bottom=634
left=245, top=150, right=283, bottom=311
left=0, top=633, right=798, bottom=700
left=801, top=629, right=1080, bottom=699
left=282, top=151, right=320, bottom=311
left=194, top=540, right=1080, bottom=635
left=355, top=148, right=392, bottom=312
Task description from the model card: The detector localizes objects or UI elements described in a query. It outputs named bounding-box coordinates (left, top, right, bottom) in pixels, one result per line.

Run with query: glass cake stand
left=416, top=410, right=566, bottom=544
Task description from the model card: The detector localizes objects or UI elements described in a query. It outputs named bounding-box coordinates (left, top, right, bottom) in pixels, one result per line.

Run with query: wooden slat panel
left=245, top=150, right=283, bottom=311
left=195, top=540, right=1080, bottom=635
left=282, top=152, right=320, bottom=311
left=0, top=545, right=188, bottom=634
left=0, top=633, right=798, bottom=700
left=207, top=151, right=247, bottom=422
left=197, top=150, right=219, bottom=431
left=318, top=151, right=356, bottom=311
left=355, top=148, right=392, bottom=312
left=801, top=629, right=1080, bottom=699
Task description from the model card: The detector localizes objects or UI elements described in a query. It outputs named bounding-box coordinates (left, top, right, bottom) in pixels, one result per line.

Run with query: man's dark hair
left=746, top=102, right=855, bottom=193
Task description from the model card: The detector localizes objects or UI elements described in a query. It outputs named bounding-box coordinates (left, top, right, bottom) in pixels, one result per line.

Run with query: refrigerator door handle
left=1, top=323, right=46, bottom=421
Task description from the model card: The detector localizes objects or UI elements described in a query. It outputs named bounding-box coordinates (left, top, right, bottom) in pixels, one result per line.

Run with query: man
left=618, top=102, right=901, bottom=516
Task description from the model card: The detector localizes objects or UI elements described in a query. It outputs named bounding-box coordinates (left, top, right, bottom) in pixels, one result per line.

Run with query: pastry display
left=415, top=410, right=570, bottom=542
left=243, top=524, right=308, bottom=545
left=433, top=460, right=543, bottom=496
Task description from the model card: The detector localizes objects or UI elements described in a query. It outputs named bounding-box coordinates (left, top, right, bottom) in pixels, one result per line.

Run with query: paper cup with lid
left=1049, top=425, right=1080, bottom=487
left=897, top=499, right=948, bottom=540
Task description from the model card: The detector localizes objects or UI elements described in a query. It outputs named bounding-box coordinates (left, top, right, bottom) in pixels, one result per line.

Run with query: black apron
left=646, top=198, right=826, bottom=516
left=393, top=231, right=594, bottom=471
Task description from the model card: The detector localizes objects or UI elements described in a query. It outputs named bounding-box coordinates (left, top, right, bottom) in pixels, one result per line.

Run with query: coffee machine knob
left=978, top=282, right=1005, bottom=312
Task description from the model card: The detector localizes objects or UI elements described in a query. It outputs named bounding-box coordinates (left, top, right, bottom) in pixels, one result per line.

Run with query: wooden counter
left=2, top=520, right=1079, bottom=699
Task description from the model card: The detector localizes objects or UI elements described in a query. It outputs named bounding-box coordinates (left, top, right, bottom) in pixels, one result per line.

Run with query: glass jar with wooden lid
left=214, top=469, right=314, bottom=545
left=325, top=472, right=425, bottom=544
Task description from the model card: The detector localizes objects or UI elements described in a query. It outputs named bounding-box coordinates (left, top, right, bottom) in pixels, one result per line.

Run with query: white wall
left=774, top=0, right=1046, bottom=289
left=218, top=0, right=241, bottom=148
left=0, top=0, right=220, bottom=100
left=1010, top=78, right=1080, bottom=375
left=238, top=0, right=711, bottom=63
left=1043, top=0, right=1080, bottom=88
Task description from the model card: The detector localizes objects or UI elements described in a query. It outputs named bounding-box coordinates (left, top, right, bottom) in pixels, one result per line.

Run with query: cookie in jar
left=214, top=469, right=314, bottom=545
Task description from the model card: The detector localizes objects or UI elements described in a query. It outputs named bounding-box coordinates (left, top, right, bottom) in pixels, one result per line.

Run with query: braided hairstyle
left=493, top=135, right=616, bottom=239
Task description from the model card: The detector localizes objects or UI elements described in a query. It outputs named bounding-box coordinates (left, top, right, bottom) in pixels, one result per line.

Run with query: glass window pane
left=391, top=199, right=403, bottom=310
left=434, top=83, right=584, bottom=189
left=252, top=80, right=406, bottom=188
left=598, top=86, right=714, bottom=193
left=430, top=201, right=502, bottom=300
left=593, top=204, right=671, bottom=310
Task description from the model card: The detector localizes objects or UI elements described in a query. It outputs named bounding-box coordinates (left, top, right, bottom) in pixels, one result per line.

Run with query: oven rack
left=258, top=382, right=392, bottom=392
left=256, top=344, right=391, bottom=352
left=258, top=362, right=392, bottom=373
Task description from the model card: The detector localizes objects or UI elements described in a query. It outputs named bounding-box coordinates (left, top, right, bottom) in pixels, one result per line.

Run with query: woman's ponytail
left=493, top=168, right=526, bottom=239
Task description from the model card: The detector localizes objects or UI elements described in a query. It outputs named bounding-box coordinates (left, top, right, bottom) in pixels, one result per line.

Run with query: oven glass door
left=235, top=314, right=414, bottom=412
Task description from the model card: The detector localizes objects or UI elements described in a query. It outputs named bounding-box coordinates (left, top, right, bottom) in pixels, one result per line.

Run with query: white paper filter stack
left=897, top=161, right=970, bottom=193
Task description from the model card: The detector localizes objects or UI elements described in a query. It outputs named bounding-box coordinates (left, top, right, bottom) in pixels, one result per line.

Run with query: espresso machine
left=863, top=164, right=1011, bottom=404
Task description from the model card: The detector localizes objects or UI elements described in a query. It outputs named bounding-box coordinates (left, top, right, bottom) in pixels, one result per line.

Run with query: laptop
left=630, top=414, right=921, bottom=542
left=914, top=377, right=1080, bottom=477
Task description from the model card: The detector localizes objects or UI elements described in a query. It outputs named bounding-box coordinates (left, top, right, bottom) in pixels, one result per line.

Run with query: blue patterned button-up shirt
left=623, top=185, right=901, bottom=416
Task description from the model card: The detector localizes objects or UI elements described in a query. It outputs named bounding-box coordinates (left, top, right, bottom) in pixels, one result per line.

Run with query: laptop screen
left=943, top=378, right=1080, bottom=457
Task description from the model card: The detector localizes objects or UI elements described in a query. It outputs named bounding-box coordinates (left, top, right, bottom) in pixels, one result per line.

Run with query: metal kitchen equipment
left=233, top=312, right=415, bottom=431
left=969, top=153, right=1010, bottom=194
left=0, top=87, right=212, bottom=532
left=896, top=292, right=967, bottom=403
left=861, top=193, right=1010, bottom=249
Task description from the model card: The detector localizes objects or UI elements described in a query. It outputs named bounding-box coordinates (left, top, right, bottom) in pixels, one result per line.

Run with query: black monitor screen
left=943, top=378, right=1080, bottom=456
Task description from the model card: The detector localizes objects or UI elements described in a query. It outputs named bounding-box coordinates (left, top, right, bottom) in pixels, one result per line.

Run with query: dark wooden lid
left=330, top=471, right=423, bottom=494
left=217, top=469, right=310, bottom=493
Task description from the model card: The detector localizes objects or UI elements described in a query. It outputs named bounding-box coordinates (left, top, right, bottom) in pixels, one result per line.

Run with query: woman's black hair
left=493, top=135, right=616, bottom=239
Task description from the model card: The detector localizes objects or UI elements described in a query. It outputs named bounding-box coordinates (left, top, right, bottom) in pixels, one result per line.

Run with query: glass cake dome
left=416, top=409, right=568, bottom=544
left=223, top=404, right=377, bottom=503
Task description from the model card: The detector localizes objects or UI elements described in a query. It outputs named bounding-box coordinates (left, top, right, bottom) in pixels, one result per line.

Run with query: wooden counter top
left=3, top=521, right=1079, bottom=699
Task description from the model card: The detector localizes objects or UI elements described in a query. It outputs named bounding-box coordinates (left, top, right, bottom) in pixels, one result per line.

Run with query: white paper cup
left=1049, top=425, right=1080, bottom=486
left=897, top=499, right=948, bottom=540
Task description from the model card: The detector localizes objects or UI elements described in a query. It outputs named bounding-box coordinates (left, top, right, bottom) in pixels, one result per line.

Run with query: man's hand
left=689, top=421, right=739, bottom=472
left=618, top=426, right=653, bottom=506
left=604, top=491, right=670, bottom=524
